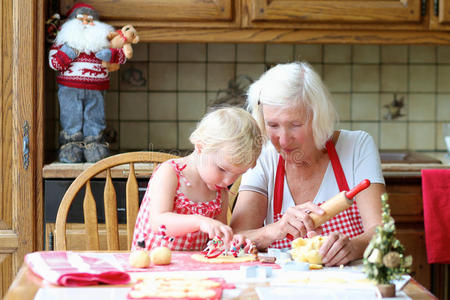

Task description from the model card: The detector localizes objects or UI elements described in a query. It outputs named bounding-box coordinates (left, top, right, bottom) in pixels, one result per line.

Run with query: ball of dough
left=150, top=247, right=172, bottom=265
left=129, top=250, right=151, bottom=268
left=291, top=236, right=328, bottom=264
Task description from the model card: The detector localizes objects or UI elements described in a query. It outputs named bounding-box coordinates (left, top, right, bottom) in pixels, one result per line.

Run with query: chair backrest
left=55, top=151, right=179, bottom=251
left=227, top=175, right=241, bottom=224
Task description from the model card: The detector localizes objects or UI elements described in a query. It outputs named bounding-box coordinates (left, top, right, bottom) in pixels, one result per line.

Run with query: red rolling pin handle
left=345, top=179, right=371, bottom=199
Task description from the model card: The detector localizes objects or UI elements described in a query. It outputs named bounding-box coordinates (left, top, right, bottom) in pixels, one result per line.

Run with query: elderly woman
left=230, top=62, right=385, bottom=266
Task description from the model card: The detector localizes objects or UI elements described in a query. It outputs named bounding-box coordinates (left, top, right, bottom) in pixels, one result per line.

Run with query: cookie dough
left=290, top=236, right=328, bottom=264
left=150, top=246, right=172, bottom=265
left=191, top=253, right=256, bottom=263
left=129, top=250, right=151, bottom=268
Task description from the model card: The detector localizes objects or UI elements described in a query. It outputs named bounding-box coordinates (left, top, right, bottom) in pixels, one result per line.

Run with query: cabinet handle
left=22, top=121, right=30, bottom=170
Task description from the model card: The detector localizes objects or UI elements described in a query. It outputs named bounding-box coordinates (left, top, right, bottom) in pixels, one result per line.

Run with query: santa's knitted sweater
left=49, top=45, right=126, bottom=90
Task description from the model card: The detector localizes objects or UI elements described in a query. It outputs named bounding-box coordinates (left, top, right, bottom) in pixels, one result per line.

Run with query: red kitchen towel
left=421, top=169, right=450, bottom=264
left=25, top=251, right=130, bottom=286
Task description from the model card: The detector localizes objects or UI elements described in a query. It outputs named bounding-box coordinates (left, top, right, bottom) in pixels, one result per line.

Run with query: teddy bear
left=103, top=24, right=139, bottom=72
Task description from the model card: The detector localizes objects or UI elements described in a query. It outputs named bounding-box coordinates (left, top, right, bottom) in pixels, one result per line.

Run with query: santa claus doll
left=49, top=3, right=127, bottom=163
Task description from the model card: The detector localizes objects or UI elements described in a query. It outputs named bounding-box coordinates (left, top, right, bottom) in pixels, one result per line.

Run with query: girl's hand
left=319, top=232, right=355, bottom=266
left=275, top=202, right=324, bottom=240
left=199, top=217, right=233, bottom=245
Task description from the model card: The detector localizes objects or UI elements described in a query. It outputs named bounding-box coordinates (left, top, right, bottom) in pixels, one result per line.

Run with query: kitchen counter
left=43, top=152, right=450, bottom=179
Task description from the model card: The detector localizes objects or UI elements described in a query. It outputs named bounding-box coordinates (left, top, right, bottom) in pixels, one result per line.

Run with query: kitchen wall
left=47, top=43, right=450, bottom=154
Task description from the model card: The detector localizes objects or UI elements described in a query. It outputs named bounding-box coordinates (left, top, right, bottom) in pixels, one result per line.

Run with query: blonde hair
left=190, top=106, right=263, bottom=167
left=246, top=62, right=338, bottom=150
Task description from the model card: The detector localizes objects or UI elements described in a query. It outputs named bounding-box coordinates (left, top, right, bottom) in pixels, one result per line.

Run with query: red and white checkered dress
left=269, top=140, right=364, bottom=249
left=132, top=160, right=223, bottom=251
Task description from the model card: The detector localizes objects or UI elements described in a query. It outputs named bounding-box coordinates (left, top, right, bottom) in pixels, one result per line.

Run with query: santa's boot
left=58, top=131, right=84, bottom=163
left=84, top=134, right=110, bottom=163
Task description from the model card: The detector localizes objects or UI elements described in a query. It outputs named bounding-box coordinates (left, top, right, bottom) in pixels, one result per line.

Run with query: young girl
left=132, top=107, right=262, bottom=251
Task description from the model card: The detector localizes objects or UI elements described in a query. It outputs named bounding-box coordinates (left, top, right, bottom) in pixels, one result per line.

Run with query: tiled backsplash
left=46, top=43, right=450, bottom=154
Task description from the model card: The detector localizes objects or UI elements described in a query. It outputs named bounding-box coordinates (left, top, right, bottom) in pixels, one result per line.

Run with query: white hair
left=190, top=106, right=263, bottom=167
left=55, top=18, right=113, bottom=54
left=246, top=62, right=338, bottom=150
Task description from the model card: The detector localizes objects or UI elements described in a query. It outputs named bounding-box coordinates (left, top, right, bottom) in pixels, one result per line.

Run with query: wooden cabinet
left=243, top=0, right=425, bottom=29
left=61, top=0, right=450, bottom=43
left=385, top=176, right=430, bottom=289
left=60, top=0, right=240, bottom=28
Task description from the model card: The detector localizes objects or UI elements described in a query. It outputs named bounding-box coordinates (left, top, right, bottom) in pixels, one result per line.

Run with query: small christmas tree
left=363, top=193, right=412, bottom=294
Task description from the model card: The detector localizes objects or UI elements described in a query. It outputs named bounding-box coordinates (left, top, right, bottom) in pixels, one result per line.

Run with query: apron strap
left=273, top=138, right=349, bottom=216
left=274, top=155, right=285, bottom=216
left=325, top=139, right=349, bottom=192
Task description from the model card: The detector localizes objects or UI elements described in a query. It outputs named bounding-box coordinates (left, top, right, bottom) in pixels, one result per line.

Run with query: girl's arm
left=147, top=164, right=232, bottom=242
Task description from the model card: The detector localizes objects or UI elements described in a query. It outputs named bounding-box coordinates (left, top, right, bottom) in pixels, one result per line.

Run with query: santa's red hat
left=66, top=2, right=99, bottom=20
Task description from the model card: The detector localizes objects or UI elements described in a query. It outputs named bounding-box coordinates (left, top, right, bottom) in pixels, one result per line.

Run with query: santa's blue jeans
left=58, top=84, right=106, bottom=138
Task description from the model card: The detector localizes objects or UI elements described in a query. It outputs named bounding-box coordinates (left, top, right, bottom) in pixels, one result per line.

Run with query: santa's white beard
left=56, top=18, right=113, bottom=54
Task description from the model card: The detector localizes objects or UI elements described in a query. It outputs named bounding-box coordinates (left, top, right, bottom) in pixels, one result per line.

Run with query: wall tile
left=120, top=62, right=148, bottom=91
left=149, top=92, right=177, bottom=120
left=409, top=65, right=436, bottom=93
left=266, top=44, right=294, bottom=63
left=437, top=94, right=450, bottom=121
left=178, top=122, right=197, bottom=149
left=105, top=92, right=119, bottom=120
left=437, top=45, right=450, bottom=63
left=237, top=44, right=264, bottom=62
left=109, top=71, right=119, bottom=90
left=338, top=122, right=351, bottom=130
left=130, top=43, right=148, bottom=62
left=331, top=93, right=351, bottom=121
left=323, top=64, right=351, bottom=92
left=208, top=43, right=236, bottom=62
left=351, top=122, right=379, bottom=146
left=294, top=45, right=323, bottom=63
left=380, top=122, right=407, bottom=149
left=381, top=65, right=407, bottom=92
left=106, top=120, right=119, bottom=151
left=119, top=92, right=148, bottom=120
left=408, top=93, right=435, bottom=121
left=381, top=45, right=408, bottom=63
left=149, top=122, right=177, bottom=150
left=207, top=63, right=235, bottom=91
left=324, top=45, right=351, bottom=63
left=410, top=46, right=436, bottom=63
left=437, top=65, right=450, bottom=93
left=353, top=65, right=379, bottom=92
left=178, top=63, right=206, bottom=91
left=236, top=63, right=265, bottom=81
left=149, top=43, right=177, bottom=61
left=352, top=45, right=380, bottom=63
left=380, top=93, right=407, bottom=121
left=351, top=93, right=379, bottom=121
left=179, top=43, right=206, bottom=62
left=120, top=121, right=149, bottom=149
left=408, top=122, right=435, bottom=150
left=149, top=63, right=177, bottom=91
left=437, top=122, right=450, bottom=151
left=178, top=92, right=206, bottom=121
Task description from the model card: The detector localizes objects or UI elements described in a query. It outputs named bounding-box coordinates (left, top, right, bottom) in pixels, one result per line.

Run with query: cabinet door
left=61, top=0, right=239, bottom=28
left=244, top=0, right=426, bottom=30
left=1, top=0, right=44, bottom=298
left=430, top=0, right=450, bottom=29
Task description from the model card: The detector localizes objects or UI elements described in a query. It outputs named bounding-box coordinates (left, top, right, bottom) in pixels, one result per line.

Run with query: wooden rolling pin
left=286, top=179, right=371, bottom=240
left=309, top=179, right=371, bottom=227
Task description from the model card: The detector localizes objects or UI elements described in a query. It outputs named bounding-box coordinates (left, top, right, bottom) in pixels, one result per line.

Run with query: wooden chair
left=55, top=151, right=179, bottom=251
left=227, top=175, right=241, bottom=224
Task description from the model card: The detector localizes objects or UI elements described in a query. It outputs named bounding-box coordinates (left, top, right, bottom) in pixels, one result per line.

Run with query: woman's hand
left=275, top=202, right=324, bottom=240
left=199, top=217, right=234, bottom=245
left=319, top=232, right=356, bottom=266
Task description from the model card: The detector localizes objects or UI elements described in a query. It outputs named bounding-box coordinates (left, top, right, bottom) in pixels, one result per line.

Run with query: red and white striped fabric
left=25, top=251, right=130, bottom=286
left=132, top=160, right=223, bottom=251
left=49, top=44, right=126, bottom=90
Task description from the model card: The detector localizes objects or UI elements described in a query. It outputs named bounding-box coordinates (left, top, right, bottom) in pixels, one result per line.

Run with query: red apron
left=270, top=139, right=364, bottom=249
